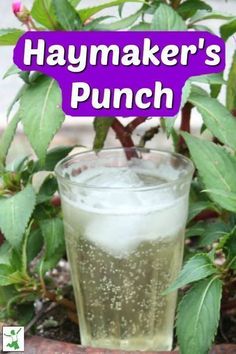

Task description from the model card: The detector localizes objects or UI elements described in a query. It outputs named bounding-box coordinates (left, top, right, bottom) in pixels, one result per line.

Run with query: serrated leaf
left=0, top=185, right=36, bottom=247
left=177, top=277, right=222, bottom=354
left=79, top=0, right=143, bottom=22
left=20, top=76, right=65, bottom=162
left=178, top=0, right=212, bottom=20
left=189, top=93, right=236, bottom=150
left=39, top=217, right=65, bottom=273
left=3, top=64, right=21, bottom=79
left=34, top=145, right=75, bottom=172
left=183, top=133, right=236, bottom=212
left=31, top=0, right=58, bottom=30
left=93, top=117, right=114, bottom=150
left=0, top=112, right=21, bottom=170
left=220, top=18, right=236, bottom=41
left=7, top=85, right=27, bottom=118
left=52, top=0, right=82, bottom=30
left=151, top=4, right=187, bottom=31
left=165, top=254, right=217, bottom=294
left=0, top=29, right=24, bottom=46
left=227, top=52, right=236, bottom=111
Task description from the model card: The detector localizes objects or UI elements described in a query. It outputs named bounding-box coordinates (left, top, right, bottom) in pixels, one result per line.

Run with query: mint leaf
left=0, top=29, right=24, bottom=46
left=20, top=76, right=65, bottom=162
left=183, top=133, right=236, bottom=212
left=189, top=93, right=236, bottom=150
left=31, top=0, right=58, bottom=30
left=151, top=4, right=187, bottom=31
left=52, top=0, right=82, bottom=30
left=165, top=254, right=217, bottom=294
left=0, top=185, right=36, bottom=248
left=177, top=277, right=222, bottom=354
left=93, top=117, right=114, bottom=150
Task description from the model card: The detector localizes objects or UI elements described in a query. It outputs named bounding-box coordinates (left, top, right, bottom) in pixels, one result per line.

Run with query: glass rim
left=54, top=147, right=194, bottom=191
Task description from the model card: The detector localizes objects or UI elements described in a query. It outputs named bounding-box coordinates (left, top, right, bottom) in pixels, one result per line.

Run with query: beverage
left=56, top=149, right=193, bottom=351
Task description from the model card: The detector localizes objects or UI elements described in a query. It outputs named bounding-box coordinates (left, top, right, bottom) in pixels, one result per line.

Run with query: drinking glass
left=55, top=147, right=193, bottom=351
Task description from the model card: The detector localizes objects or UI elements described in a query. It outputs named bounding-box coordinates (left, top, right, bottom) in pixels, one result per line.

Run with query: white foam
left=62, top=164, right=188, bottom=257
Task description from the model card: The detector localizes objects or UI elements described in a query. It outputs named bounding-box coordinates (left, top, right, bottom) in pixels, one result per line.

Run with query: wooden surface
left=6, top=336, right=236, bottom=354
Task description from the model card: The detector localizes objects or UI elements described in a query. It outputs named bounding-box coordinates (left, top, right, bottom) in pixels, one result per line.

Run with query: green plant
left=0, top=1, right=236, bottom=353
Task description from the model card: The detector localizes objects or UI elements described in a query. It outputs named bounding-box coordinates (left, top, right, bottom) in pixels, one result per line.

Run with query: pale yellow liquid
left=62, top=202, right=185, bottom=351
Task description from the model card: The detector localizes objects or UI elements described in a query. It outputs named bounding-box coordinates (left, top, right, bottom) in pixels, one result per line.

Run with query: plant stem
left=126, top=117, right=148, bottom=134
left=171, top=0, right=182, bottom=9
left=177, top=102, right=193, bottom=152
left=111, top=119, right=138, bottom=159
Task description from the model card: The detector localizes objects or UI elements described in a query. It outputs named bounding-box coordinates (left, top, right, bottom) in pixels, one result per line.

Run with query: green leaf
left=3, top=64, right=21, bottom=79
left=20, top=76, right=65, bottom=162
left=31, top=0, right=58, bottom=30
left=178, top=0, right=212, bottom=20
left=95, top=10, right=142, bottom=30
left=131, top=22, right=151, bottom=31
left=79, top=0, right=143, bottom=22
left=0, top=29, right=24, bottom=46
left=186, top=221, right=205, bottom=238
left=0, top=243, right=12, bottom=265
left=0, top=112, right=21, bottom=170
left=39, top=218, right=65, bottom=272
left=190, top=73, right=225, bottom=85
left=93, top=117, right=114, bottom=150
left=165, top=254, right=217, bottom=294
left=0, top=265, right=16, bottom=286
left=190, top=10, right=233, bottom=24
left=69, top=0, right=81, bottom=7
left=189, top=93, right=236, bottom=150
left=52, top=0, right=82, bottom=30
left=227, top=52, right=236, bottom=111
left=188, top=201, right=218, bottom=222
left=198, top=220, right=228, bottom=247
left=177, top=277, right=222, bottom=354
left=183, top=133, right=236, bottom=212
left=7, top=85, right=27, bottom=118
left=27, top=228, right=44, bottom=263
left=220, top=18, right=236, bottom=41
left=0, top=185, right=36, bottom=248
left=151, top=4, right=187, bottom=31
left=37, top=174, right=58, bottom=204
left=34, top=145, right=75, bottom=172
left=222, top=229, right=236, bottom=269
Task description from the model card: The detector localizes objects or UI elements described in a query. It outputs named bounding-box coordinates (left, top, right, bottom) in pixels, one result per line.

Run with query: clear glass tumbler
left=55, top=148, right=193, bottom=351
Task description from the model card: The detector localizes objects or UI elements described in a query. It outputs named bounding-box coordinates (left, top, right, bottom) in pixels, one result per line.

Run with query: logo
left=2, top=327, right=24, bottom=352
